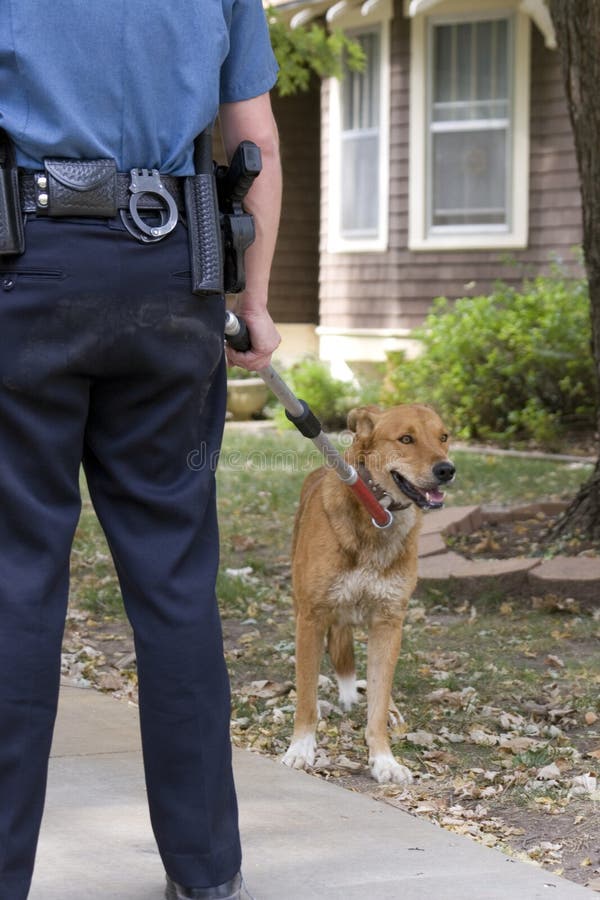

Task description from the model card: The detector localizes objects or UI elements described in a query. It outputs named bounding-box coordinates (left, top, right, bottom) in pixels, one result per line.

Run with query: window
left=430, top=17, right=510, bottom=230
left=409, top=3, right=530, bottom=250
left=340, top=31, right=382, bottom=238
left=328, top=4, right=391, bottom=253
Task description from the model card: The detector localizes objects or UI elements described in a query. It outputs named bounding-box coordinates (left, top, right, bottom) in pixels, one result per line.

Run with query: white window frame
left=327, top=0, right=392, bottom=254
left=408, top=0, right=531, bottom=250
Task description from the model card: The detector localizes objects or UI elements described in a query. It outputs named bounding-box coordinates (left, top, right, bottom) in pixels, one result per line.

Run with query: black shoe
left=165, top=871, right=244, bottom=900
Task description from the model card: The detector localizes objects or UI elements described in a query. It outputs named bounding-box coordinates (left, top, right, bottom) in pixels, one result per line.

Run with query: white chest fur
left=327, top=508, right=418, bottom=624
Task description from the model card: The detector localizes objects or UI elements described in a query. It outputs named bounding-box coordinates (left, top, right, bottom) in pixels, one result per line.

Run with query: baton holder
left=0, top=129, right=25, bottom=256
left=184, top=173, right=224, bottom=296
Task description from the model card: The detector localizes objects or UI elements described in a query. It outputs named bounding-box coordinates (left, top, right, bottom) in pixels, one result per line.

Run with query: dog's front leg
left=282, top=613, right=326, bottom=771
left=365, top=619, right=413, bottom=785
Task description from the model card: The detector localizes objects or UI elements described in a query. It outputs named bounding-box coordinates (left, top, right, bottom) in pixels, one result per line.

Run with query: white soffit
left=407, top=0, right=443, bottom=14
left=285, top=0, right=390, bottom=28
left=406, top=0, right=556, bottom=49
left=326, top=1, right=350, bottom=22
left=289, top=8, right=319, bottom=26
left=520, top=0, right=556, bottom=48
left=360, top=0, right=390, bottom=15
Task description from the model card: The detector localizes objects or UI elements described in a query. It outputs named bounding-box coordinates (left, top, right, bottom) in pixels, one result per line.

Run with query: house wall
left=318, top=5, right=583, bottom=350
left=269, top=85, right=321, bottom=326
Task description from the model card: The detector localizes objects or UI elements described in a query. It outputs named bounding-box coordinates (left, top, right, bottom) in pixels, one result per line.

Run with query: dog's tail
left=327, top=624, right=359, bottom=711
left=327, top=624, right=354, bottom=675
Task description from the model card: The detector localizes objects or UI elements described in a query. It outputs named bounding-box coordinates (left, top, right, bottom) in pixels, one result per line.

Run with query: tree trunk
left=548, top=1, right=600, bottom=540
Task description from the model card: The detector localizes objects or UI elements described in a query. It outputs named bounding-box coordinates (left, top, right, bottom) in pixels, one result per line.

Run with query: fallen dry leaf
left=569, top=774, right=598, bottom=797
left=97, top=672, right=123, bottom=692
left=499, top=734, right=544, bottom=753
left=239, top=679, right=293, bottom=699
left=469, top=729, right=499, bottom=747
left=536, top=763, right=562, bottom=781
left=405, top=730, right=437, bottom=748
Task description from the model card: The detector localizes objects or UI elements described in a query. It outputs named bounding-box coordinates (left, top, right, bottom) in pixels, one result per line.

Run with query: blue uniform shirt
left=0, top=0, right=278, bottom=175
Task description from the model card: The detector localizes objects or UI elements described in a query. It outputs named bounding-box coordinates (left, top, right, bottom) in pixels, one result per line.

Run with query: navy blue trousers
left=0, top=215, right=241, bottom=898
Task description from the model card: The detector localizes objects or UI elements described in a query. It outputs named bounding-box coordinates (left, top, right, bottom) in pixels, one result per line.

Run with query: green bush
left=380, top=271, right=596, bottom=449
left=273, top=357, right=358, bottom=431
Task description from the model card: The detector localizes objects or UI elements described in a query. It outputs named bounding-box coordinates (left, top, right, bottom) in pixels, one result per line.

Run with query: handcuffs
left=121, top=168, right=179, bottom=243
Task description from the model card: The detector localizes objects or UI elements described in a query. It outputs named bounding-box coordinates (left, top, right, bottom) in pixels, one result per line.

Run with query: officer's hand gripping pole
left=224, top=311, right=393, bottom=529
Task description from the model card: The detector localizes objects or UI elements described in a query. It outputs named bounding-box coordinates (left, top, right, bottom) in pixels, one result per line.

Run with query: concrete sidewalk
left=30, top=686, right=594, bottom=900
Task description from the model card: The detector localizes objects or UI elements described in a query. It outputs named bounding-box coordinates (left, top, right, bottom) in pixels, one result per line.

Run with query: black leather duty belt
left=19, top=159, right=185, bottom=243
left=19, top=170, right=184, bottom=216
left=19, top=171, right=184, bottom=214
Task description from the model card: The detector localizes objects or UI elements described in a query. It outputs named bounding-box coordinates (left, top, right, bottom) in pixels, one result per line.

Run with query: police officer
left=0, top=2, right=281, bottom=898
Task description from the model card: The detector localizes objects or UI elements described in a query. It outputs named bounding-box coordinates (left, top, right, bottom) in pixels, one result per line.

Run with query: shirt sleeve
left=220, top=0, right=279, bottom=103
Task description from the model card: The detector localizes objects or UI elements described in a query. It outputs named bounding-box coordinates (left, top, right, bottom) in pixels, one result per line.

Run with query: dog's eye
left=441, top=433, right=448, bottom=443
left=399, top=434, right=414, bottom=444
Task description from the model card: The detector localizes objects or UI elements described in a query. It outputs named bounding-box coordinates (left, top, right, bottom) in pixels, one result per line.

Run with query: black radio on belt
left=185, top=130, right=262, bottom=297
left=215, top=141, right=262, bottom=294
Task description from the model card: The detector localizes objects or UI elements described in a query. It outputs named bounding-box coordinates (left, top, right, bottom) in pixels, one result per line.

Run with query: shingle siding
left=317, top=5, right=583, bottom=335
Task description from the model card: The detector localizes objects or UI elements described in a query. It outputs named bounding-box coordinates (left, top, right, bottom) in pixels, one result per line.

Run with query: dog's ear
left=347, top=405, right=382, bottom=438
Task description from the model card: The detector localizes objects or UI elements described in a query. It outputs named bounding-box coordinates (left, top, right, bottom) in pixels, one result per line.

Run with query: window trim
left=327, top=2, right=392, bottom=254
left=409, top=1, right=531, bottom=251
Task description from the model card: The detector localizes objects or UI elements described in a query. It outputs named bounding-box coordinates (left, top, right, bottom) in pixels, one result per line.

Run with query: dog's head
left=346, top=404, right=455, bottom=511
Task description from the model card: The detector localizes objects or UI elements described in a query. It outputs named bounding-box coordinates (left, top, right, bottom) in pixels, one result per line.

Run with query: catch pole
left=224, top=311, right=393, bottom=529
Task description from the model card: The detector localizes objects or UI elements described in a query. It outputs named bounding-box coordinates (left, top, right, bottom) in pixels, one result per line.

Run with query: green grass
left=447, top=450, right=591, bottom=506
left=219, top=428, right=592, bottom=505
left=70, top=474, right=123, bottom=617
left=70, top=428, right=594, bottom=617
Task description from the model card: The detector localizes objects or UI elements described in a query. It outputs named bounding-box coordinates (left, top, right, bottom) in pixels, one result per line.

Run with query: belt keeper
left=34, top=172, right=49, bottom=210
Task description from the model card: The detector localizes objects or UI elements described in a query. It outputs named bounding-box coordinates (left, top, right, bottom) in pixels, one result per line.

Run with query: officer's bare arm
left=219, top=92, right=282, bottom=370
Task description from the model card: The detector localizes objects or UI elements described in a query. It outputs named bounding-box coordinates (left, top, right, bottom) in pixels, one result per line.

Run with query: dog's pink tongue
left=429, top=489, right=445, bottom=504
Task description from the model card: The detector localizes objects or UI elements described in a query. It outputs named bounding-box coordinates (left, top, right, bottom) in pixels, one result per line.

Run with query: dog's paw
left=282, top=734, right=316, bottom=770
left=369, top=753, right=413, bottom=785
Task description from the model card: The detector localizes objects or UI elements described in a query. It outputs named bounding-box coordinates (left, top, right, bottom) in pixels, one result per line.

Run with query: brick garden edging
left=417, top=504, right=600, bottom=606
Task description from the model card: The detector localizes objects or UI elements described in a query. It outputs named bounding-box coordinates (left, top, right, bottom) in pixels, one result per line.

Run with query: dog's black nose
left=433, top=460, right=455, bottom=483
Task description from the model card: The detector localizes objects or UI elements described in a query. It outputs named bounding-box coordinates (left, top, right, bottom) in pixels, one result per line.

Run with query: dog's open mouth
left=391, top=471, right=445, bottom=510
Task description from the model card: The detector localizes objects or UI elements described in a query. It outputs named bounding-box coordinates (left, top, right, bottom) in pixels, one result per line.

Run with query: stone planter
left=226, top=377, right=269, bottom=420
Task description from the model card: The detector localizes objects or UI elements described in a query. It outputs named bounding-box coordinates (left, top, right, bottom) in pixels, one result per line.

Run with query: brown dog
left=282, top=404, right=455, bottom=784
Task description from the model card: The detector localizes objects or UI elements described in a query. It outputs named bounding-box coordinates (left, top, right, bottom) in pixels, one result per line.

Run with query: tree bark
left=548, top=1, right=600, bottom=539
